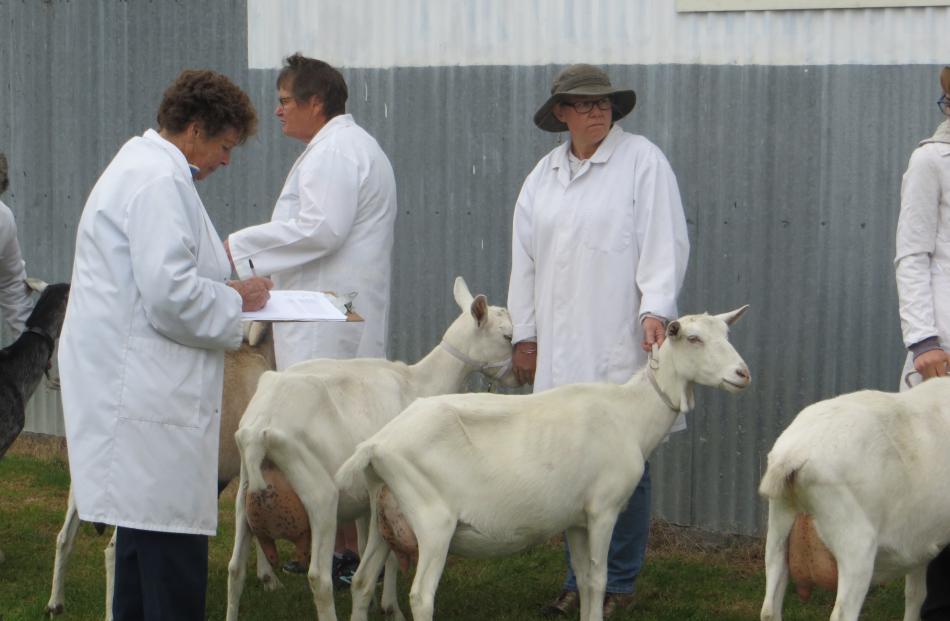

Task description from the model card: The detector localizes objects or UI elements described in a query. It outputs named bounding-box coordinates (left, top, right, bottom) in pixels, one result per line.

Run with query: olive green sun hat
left=533, top=64, right=637, bottom=133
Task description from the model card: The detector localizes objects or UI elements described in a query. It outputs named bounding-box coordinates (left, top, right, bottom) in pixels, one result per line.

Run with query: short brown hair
left=277, top=54, right=348, bottom=118
left=157, top=70, right=258, bottom=143
left=0, top=153, right=7, bottom=195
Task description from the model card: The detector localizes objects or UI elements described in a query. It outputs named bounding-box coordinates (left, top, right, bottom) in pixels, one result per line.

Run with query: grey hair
left=0, top=153, right=7, bottom=195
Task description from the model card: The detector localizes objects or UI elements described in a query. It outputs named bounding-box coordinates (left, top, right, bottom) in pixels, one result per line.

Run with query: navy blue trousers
left=112, top=526, right=208, bottom=621
left=923, top=546, right=950, bottom=621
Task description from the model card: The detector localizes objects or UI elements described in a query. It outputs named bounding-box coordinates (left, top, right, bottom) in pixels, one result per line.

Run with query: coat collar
left=550, top=124, right=625, bottom=185
left=308, top=113, right=355, bottom=148
left=920, top=120, right=950, bottom=157
left=142, top=128, right=194, bottom=180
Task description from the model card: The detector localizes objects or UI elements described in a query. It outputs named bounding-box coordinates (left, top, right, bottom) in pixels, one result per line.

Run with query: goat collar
left=24, top=326, right=56, bottom=372
left=646, top=366, right=681, bottom=412
left=646, top=353, right=681, bottom=413
left=439, top=340, right=512, bottom=381
left=25, top=326, right=55, bottom=354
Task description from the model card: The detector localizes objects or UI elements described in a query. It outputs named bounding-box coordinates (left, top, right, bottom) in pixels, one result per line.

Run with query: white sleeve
left=228, top=148, right=360, bottom=278
left=0, top=203, right=31, bottom=339
left=634, top=147, right=690, bottom=320
left=507, top=174, right=537, bottom=344
left=126, top=176, right=242, bottom=350
left=896, top=147, right=941, bottom=347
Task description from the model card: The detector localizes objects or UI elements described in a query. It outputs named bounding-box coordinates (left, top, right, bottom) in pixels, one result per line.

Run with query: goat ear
left=453, top=276, right=474, bottom=311
left=715, top=305, right=749, bottom=326
left=667, top=321, right=681, bottom=339
left=471, top=294, right=488, bottom=327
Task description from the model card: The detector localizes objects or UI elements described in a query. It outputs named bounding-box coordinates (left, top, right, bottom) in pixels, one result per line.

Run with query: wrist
left=911, top=336, right=942, bottom=360
left=515, top=342, right=537, bottom=354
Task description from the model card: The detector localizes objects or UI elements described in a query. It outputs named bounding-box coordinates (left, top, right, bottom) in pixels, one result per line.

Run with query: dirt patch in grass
left=649, top=520, right=764, bottom=576
left=7, top=432, right=68, bottom=461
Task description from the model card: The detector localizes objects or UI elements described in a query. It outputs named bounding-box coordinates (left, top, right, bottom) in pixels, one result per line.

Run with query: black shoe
left=539, top=590, right=579, bottom=618
left=332, top=550, right=360, bottom=589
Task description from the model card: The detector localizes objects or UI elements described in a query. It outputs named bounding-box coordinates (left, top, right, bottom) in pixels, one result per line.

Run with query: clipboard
left=241, top=290, right=364, bottom=322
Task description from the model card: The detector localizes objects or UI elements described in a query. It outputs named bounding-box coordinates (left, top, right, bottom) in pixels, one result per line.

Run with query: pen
left=248, top=258, right=258, bottom=278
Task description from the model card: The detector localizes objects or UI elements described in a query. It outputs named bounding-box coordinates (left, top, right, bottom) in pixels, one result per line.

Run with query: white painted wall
left=247, top=0, right=950, bottom=69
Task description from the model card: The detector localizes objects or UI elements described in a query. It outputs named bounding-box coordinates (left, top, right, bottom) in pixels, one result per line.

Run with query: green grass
left=0, top=452, right=904, bottom=620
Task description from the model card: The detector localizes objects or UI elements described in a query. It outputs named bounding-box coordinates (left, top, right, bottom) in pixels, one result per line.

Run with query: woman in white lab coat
left=0, top=152, right=31, bottom=343
left=508, top=64, right=689, bottom=619
left=895, top=65, right=950, bottom=621
left=227, top=54, right=397, bottom=371
left=58, top=70, right=271, bottom=621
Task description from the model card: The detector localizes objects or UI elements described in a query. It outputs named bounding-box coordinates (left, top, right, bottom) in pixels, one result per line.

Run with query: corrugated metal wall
left=2, top=0, right=945, bottom=535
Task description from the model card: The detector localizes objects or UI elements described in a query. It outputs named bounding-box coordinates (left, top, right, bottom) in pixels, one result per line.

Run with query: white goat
left=336, top=307, right=751, bottom=621
left=759, top=376, right=950, bottom=621
left=226, top=276, right=515, bottom=621
left=46, top=321, right=276, bottom=620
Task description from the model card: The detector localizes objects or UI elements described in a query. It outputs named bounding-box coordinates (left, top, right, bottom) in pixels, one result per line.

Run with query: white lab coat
left=228, top=114, right=397, bottom=370
left=0, top=199, right=30, bottom=341
left=59, top=129, right=243, bottom=535
left=507, top=125, right=689, bottom=426
left=896, top=120, right=950, bottom=389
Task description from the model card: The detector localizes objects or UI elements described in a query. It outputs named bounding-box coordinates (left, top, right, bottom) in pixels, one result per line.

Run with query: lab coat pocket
left=118, top=336, right=203, bottom=428
left=581, top=202, right=633, bottom=253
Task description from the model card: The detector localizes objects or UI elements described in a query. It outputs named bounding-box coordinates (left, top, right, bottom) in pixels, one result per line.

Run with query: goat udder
left=245, top=465, right=311, bottom=569
left=787, top=513, right=838, bottom=600
left=377, top=486, right=418, bottom=572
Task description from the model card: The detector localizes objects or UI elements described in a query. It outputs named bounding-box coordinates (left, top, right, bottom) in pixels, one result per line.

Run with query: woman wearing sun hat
left=506, top=63, right=689, bottom=618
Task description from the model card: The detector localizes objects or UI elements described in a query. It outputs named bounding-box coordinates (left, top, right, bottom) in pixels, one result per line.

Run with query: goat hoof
left=383, top=608, right=406, bottom=621
left=46, top=604, right=65, bottom=616
left=259, top=574, right=282, bottom=592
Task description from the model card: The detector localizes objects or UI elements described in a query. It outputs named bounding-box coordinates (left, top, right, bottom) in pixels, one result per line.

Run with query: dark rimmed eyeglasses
left=938, top=94, right=950, bottom=115
left=561, top=97, right=613, bottom=114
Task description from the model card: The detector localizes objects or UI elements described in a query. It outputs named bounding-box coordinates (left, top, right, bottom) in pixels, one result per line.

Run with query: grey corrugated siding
left=0, top=0, right=937, bottom=535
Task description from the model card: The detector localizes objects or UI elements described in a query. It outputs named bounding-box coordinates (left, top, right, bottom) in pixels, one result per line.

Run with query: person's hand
left=228, top=276, right=273, bottom=312
left=641, top=317, right=666, bottom=352
left=512, top=341, right=537, bottom=386
left=914, top=348, right=950, bottom=380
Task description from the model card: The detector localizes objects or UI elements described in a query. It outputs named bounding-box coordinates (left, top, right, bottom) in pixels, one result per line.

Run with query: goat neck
left=1, top=330, right=56, bottom=393
left=619, top=347, right=690, bottom=456
left=408, top=340, right=483, bottom=398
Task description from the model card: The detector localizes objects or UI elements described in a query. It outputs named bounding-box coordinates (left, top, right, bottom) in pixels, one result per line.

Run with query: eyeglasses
left=278, top=96, right=296, bottom=108
left=560, top=97, right=613, bottom=114
left=939, top=94, right=950, bottom=115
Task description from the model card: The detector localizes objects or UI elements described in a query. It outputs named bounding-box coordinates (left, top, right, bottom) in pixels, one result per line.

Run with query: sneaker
left=539, top=589, right=579, bottom=618
left=602, top=592, right=635, bottom=619
left=332, top=550, right=360, bottom=588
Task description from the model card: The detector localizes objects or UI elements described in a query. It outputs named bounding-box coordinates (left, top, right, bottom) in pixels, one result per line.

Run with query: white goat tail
left=758, top=457, right=805, bottom=501
left=335, top=442, right=375, bottom=491
left=235, top=427, right=271, bottom=494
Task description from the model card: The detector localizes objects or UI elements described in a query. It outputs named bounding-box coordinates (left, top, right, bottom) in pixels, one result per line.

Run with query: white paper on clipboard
left=241, top=290, right=347, bottom=322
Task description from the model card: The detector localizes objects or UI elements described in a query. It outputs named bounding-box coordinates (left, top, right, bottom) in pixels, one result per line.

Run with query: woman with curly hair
left=58, top=69, right=272, bottom=620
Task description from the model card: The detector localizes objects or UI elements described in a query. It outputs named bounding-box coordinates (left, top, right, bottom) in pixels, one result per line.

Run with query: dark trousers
left=112, top=526, right=208, bottom=621
left=923, top=546, right=950, bottom=621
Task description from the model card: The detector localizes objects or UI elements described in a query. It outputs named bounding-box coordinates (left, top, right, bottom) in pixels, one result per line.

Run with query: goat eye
left=503, top=334, right=513, bottom=342
left=687, top=335, right=702, bottom=344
